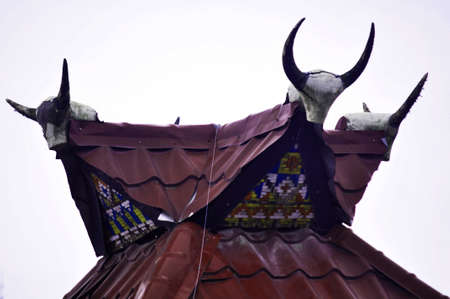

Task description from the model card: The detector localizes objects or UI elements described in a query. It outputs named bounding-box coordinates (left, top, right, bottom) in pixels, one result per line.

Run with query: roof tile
left=69, top=103, right=387, bottom=224
left=65, top=223, right=447, bottom=298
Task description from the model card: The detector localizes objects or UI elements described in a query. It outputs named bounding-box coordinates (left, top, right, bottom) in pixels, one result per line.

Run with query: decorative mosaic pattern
left=91, top=174, right=157, bottom=251
left=224, top=144, right=313, bottom=229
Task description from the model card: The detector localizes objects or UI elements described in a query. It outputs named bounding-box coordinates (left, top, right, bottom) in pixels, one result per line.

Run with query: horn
left=339, top=23, right=375, bottom=88
left=389, top=73, right=428, bottom=128
left=57, top=58, right=70, bottom=110
left=363, top=102, right=371, bottom=112
left=282, top=18, right=309, bottom=91
left=6, top=99, right=37, bottom=121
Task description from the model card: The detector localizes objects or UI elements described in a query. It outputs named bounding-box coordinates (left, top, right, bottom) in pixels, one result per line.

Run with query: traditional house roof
left=56, top=102, right=447, bottom=298
left=61, top=102, right=385, bottom=255
left=6, top=17, right=443, bottom=297
left=64, top=222, right=446, bottom=298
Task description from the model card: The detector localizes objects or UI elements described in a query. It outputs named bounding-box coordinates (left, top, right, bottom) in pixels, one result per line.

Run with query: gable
left=62, top=102, right=386, bottom=255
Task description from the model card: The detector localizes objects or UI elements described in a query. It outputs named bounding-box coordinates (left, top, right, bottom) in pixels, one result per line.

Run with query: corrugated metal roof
left=70, top=103, right=296, bottom=222
left=64, top=222, right=447, bottom=298
left=329, top=117, right=386, bottom=218
left=60, top=102, right=447, bottom=298
left=68, top=103, right=385, bottom=225
left=65, top=223, right=219, bottom=299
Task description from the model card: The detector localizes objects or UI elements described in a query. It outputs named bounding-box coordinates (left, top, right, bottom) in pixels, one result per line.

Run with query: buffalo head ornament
left=283, top=18, right=375, bottom=124
left=6, top=59, right=98, bottom=149
left=342, top=73, right=428, bottom=160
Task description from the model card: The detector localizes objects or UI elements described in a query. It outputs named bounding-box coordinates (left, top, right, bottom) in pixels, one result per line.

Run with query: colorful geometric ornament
left=224, top=143, right=314, bottom=229
left=91, top=173, right=157, bottom=252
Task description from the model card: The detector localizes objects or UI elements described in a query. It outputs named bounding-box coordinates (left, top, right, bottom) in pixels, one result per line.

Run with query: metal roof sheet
left=68, top=103, right=385, bottom=224
left=59, top=102, right=447, bottom=297
left=64, top=222, right=447, bottom=298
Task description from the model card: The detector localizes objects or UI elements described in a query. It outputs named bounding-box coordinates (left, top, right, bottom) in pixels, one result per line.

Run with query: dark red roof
left=68, top=103, right=385, bottom=224
left=329, top=117, right=387, bottom=219
left=64, top=222, right=219, bottom=298
left=64, top=222, right=447, bottom=298
left=59, top=103, right=447, bottom=298
left=70, top=103, right=296, bottom=222
left=326, top=130, right=386, bottom=219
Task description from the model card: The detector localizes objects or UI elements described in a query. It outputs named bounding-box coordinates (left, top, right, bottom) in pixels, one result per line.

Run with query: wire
left=192, top=125, right=218, bottom=298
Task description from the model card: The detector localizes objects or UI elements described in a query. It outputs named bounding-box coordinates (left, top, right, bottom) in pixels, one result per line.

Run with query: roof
left=326, top=129, right=386, bottom=219
left=66, top=103, right=385, bottom=241
left=69, top=103, right=297, bottom=223
left=57, top=102, right=447, bottom=297
left=64, top=222, right=447, bottom=298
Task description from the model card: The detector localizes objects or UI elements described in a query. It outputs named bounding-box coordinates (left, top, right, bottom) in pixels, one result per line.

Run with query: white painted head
left=342, top=73, right=428, bottom=160
left=283, top=18, right=375, bottom=124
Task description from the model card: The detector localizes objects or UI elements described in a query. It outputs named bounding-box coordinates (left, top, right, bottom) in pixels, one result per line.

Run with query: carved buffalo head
left=283, top=18, right=375, bottom=124
left=6, top=59, right=98, bottom=149
left=342, top=73, right=428, bottom=160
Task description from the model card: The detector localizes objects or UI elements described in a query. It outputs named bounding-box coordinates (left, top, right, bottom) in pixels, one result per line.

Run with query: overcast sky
left=1, top=0, right=449, bottom=298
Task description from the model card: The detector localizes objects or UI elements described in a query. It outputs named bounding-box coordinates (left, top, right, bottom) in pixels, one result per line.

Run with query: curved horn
left=6, top=99, right=37, bottom=121
left=57, top=58, right=70, bottom=110
left=389, top=73, right=428, bottom=128
left=282, top=18, right=309, bottom=91
left=340, top=23, right=375, bottom=88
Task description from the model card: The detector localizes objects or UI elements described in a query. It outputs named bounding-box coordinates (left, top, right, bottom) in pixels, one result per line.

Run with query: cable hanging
left=192, top=125, right=218, bottom=298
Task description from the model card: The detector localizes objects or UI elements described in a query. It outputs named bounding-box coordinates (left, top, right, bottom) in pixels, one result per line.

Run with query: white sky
left=1, top=0, right=449, bottom=298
